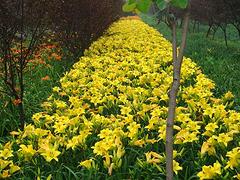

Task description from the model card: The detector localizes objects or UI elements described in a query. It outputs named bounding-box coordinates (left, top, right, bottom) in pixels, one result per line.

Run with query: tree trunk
left=19, top=0, right=25, bottom=129
left=166, top=19, right=177, bottom=180
left=206, top=24, right=212, bottom=38
left=18, top=102, right=25, bottom=129
left=192, top=20, right=196, bottom=32
left=166, top=7, right=190, bottom=180
left=238, top=28, right=240, bottom=39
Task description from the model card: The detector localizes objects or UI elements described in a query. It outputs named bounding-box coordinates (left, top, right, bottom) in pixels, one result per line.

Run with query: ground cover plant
left=0, top=18, right=240, bottom=179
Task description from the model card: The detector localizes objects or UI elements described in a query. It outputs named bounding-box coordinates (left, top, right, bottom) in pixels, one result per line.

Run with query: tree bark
left=166, top=6, right=190, bottom=180
left=19, top=0, right=26, bottom=129
left=166, top=19, right=177, bottom=180
left=192, top=20, right=196, bottom=32
left=206, top=24, right=212, bottom=38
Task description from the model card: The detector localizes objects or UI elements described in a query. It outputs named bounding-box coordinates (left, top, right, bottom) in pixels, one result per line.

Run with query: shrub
left=1, top=18, right=239, bottom=179
left=0, top=0, right=53, bottom=130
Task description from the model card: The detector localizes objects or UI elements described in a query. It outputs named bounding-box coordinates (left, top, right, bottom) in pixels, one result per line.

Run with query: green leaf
left=122, top=2, right=137, bottom=12
left=128, top=0, right=136, bottom=4
left=156, top=0, right=167, bottom=11
left=136, top=0, right=152, bottom=13
left=170, top=0, right=188, bottom=9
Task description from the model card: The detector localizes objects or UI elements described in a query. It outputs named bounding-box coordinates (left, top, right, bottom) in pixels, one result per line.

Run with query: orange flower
left=55, top=55, right=61, bottom=61
left=51, top=53, right=62, bottom=61
left=39, top=60, right=46, bottom=65
left=41, top=75, right=50, bottom=81
left=46, top=45, right=56, bottom=49
left=13, top=99, right=22, bottom=106
left=15, top=87, right=20, bottom=92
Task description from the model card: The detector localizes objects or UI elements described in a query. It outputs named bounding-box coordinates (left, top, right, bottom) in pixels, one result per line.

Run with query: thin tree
left=123, top=0, right=190, bottom=179
left=0, top=0, right=49, bottom=129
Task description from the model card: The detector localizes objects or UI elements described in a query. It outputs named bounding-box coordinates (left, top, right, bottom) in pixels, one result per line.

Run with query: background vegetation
left=142, top=14, right=240, bottom=109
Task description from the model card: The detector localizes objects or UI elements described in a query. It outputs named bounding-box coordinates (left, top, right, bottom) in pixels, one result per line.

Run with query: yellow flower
left=79, top=159, right=94, bottom=169
left=120, top=106, right=132, bottom=115
left=0, top=159, right=11, bottom=170
left=133, top=139, right=145, bottom=147
left=203, top=122, right=218, bottom=136
left=52, top=86, right=61, bottom=92
left=19, top=144, right=36, bottom=161
left=54, top=100, right=67, bottom=109
left=127, top=122, right=140, bottom=139
left=22, top=124, right=36, bottom=138
left=197, top=161, right=221, bottom=180
left=92, top=141, right=111, bottom=156
left=0, top=149, right=13, bottom=160
left=0, top=170, right=10, bottom=178
left=225, top=147, right=240, bottom=170
left=103, top=154, right=111, bottom=168
left=158, top=125, right=166, bottom=141
left=174, top=129, right=198, bottom=144
left=0, top=142, right=13, bottom=160
left=53, top=120, right=68, bottom=134
left=205, top=122, right=218, bottom=132
left=9, top=164, right=21, bottom=174
left=115, top=146, right=125, bottom=159
left=233, top=174, right=240, bottom=180
left=223, top=91, right=234, bottom=100
left=38, top=143, right=61, bottom=162
left=173, top=160, right=182, bottom=175
left=145, top=151, right=164, bottom=164
left=186, top=121, right=200, bottom=131
left=201, top=141, right=216, bottom=156
left=203, top=107, right=215, bottom=118
left=10, top=131, right=20, bottom=137
left=66, top=130, right=91, bottom=150
left=145, top=117, right=159, bottom=130
left=32, top=112, right=44, bottom=123
left=217, top=133, right=233, bottom=147
left=98, top=129, right=113, bottom=139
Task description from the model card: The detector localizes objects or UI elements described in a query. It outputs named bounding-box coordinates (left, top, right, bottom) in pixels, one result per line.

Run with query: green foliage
left=156, top=0, right=167, bottom=11
left=122, top=2, right=137, bottom=12
left=123, top=0, right=189, bottom=14
left=136, top=0, right=152, bottom=13
left=170, top=0, right=188, bottom=9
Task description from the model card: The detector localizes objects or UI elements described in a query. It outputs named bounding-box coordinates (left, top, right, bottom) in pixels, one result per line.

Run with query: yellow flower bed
left=1, top=19, right=239, bottom=179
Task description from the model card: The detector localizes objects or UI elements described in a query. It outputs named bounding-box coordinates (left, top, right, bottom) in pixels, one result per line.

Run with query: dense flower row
left=0, top=18, right=239, bottom=179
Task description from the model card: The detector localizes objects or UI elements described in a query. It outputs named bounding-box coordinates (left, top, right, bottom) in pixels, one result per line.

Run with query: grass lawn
left=141, top=14, right=240, bottom=110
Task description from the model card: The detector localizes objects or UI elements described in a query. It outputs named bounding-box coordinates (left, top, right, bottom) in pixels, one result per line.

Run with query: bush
left=0, top=18, right=239, bottom=179
left=0, top=0, right=53, bottom=130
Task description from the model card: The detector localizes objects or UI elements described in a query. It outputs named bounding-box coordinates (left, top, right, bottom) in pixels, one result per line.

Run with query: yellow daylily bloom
left=197, top=161, right=221, bottom=180
left=225, top=147, right=240, bottom=170
left=79, top=159, right=94, bottom=169
left=145, top=151, right=164, bottom=164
